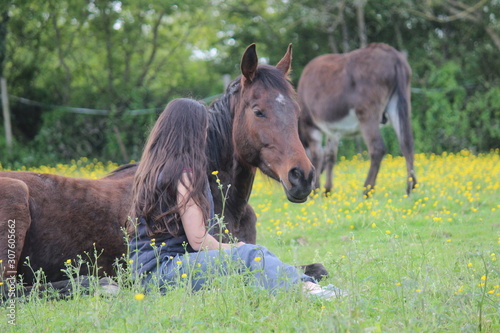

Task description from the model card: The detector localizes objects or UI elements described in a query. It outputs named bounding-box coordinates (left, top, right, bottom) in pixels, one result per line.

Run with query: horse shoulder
left=0, top=176, right=30, bottom=208
left=0, top=176, right=32, bottom=278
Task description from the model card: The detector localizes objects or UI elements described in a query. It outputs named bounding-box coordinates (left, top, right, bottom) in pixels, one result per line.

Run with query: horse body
left=0, top=171, right=132, bottom=282
left=0, top=44, right=322, bottom=285
left=298, top=43, right=417, bottom=195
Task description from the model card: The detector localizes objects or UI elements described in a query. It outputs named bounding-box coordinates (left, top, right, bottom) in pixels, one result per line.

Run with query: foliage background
left=0, top=0, right=499, bottom=167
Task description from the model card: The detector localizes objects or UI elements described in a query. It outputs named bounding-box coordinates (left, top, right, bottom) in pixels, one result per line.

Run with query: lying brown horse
left=298, top=43, right=417, bottom=196
left=0, top=44, right=324, bottom=287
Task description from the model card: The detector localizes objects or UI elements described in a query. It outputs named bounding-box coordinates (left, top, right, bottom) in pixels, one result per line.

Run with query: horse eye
left=254, top=109, right=265, bottom=118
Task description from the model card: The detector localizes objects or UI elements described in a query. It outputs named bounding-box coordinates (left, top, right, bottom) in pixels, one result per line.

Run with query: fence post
left=1, top=76, right=12, bottom=150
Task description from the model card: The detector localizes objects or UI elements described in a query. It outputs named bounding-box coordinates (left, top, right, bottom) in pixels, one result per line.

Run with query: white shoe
left=98, top=277, right=119, bottom=296
left=305, top=283, right=347, bottom=300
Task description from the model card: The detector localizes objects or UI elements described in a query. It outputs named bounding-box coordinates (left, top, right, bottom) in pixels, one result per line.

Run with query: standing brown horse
left=0, top=44, right=322, bottom=287
left=298, top=43, right=417, bottom=196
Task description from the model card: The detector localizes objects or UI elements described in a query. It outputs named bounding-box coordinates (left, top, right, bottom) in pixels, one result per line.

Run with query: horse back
left=298, top=43, right=409, bottom=124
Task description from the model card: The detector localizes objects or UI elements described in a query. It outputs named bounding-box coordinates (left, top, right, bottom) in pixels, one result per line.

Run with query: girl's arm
left=177, top=174, right=244, bottom=251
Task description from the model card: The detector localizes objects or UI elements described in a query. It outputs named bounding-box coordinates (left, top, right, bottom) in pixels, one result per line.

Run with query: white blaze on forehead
left=276, top=93, right=285, bottom=105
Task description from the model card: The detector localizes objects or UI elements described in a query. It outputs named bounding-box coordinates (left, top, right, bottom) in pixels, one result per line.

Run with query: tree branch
left=411, top=0, right=499, bottom=51
left=135, top=10, right=166, bottom=88
left=412, top=0, right=489, bottom=23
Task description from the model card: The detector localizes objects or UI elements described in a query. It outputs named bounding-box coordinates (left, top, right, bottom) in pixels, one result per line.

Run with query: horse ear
left=241, top=43, right=258, bottom=83
left=276, top=43, right=292, bottom=76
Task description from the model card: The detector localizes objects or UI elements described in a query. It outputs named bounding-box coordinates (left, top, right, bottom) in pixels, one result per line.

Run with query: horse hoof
left=302, top=263, right=329, bottom=282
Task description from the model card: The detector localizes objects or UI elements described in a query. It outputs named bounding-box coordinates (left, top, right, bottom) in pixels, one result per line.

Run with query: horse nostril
left=308, top=167, right=316, bottom=185
left=288, top=167, right=304, bottom=186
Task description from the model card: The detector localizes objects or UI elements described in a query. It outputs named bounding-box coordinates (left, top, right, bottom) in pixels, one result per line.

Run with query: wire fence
left=5, top=85, right=464, bottom=117
left=9, top=94, right=222, bottom=116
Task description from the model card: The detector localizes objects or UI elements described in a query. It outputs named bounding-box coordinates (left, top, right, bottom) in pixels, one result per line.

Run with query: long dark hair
left=128, top=98, right=210, bottom=237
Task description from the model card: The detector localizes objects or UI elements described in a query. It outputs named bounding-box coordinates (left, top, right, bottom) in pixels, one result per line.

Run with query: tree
left=1, top=0, right=498, bottom=166
left=4, top=0, right=224, bottom=164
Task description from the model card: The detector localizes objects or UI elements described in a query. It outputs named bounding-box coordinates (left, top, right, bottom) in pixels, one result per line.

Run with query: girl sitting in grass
left=127, top=98, right=343, bottom=299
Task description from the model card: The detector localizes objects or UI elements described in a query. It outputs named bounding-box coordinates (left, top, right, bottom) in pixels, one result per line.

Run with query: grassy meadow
left=1, top=150, right=499, bottom=332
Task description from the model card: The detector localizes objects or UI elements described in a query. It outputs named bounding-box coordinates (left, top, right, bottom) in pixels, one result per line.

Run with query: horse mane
left=206, top=87, right=234, bottom=174
left=104, top=163, right=138, bottom=179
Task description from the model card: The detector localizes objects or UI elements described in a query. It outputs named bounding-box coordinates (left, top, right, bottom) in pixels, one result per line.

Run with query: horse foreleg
left=359, top=120, right=386, bottom=197
left=237, top=204, right=257, bottom=244
left=323, top=135, right=340, bottom=195
left=305, top=127, right=324, bottom=191
left=0, top=179, right=32, bottom=282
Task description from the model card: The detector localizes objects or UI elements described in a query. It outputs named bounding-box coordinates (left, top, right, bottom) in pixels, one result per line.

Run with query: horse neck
left=207, top=93, right=256, bottom=219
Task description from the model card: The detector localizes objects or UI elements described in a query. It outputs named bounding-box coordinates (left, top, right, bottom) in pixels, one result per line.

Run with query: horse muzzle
left=282, top=166, right=315, bottom=203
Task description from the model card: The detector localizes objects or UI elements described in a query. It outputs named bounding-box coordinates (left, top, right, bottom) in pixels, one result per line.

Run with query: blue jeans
left=146, top=244, right=315, bottom=292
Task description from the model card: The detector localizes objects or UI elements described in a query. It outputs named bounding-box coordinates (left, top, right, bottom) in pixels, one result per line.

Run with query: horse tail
left=392, top=55, right=414, bottom=158
left=389, top=52, right=417, bottom=193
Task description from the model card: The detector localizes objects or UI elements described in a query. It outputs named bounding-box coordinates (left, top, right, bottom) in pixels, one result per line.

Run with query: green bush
left=411, top=61, right=499, bottom=154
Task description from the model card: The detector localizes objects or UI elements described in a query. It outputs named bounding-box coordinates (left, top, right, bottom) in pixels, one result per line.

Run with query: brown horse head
left=229, top=44, right=315, bottom=203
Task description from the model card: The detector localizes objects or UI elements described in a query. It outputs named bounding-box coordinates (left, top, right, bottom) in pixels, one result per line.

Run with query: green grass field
left=1, top=151, right=499, bottom=332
